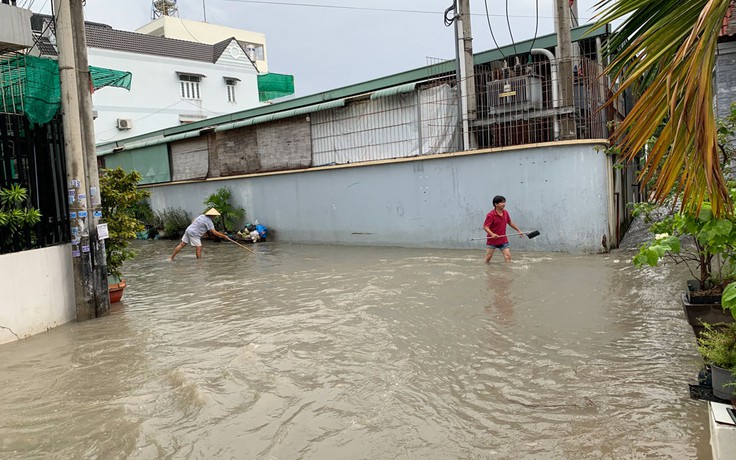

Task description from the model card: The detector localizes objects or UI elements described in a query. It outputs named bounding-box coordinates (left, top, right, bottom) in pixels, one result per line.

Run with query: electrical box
left=487, top=75, right=543, bottom=115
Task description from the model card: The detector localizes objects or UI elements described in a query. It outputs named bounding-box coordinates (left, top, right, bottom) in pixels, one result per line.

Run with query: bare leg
left=484, top=248, right=495, bottom=264
left=170, top=242, right=186, bottom=260
left=501, top=247, right=512, bottom=262
left=195, top=245, right=203, bottom=258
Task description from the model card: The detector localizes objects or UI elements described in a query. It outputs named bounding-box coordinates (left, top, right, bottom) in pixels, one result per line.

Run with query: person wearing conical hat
left=170, top=208, right=233, bottom=260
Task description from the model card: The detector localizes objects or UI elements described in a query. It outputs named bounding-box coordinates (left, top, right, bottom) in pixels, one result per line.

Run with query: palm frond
left=594, top=0, right=732, bottom=215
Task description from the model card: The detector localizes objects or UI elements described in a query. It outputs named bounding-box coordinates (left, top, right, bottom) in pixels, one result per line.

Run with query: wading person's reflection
left=485, top=269, right=515, bottom=326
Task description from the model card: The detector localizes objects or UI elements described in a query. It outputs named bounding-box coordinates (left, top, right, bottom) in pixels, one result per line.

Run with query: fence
left=0, top=113, right=70, bottom=253
left=306, top=57, right=609, bottom=167
left=473, top=56, right=609, bottom=148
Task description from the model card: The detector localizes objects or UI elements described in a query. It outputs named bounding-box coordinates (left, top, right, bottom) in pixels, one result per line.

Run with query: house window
left=179, top=74, right=201, bottom=100
left=225, top=78, right=238, bottom=103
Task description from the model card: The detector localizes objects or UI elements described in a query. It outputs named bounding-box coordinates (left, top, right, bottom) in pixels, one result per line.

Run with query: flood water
left=0, top=240, right=712, bottom=459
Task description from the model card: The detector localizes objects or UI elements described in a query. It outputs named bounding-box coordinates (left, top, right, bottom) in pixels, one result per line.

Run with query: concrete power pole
left=70, top=0, right=109, bottom=317
left=456, top=0, right=477, bottom=150
left=554, top=0, right=577, bottom=140
left=55, top=0, right=107, bottom=320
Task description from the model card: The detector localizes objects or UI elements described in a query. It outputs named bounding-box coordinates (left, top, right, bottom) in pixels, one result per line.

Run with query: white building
left=31, top=16, right=274, bottom=144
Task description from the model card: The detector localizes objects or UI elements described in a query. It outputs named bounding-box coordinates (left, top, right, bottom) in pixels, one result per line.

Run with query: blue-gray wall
left=146, top=140, right=611, bottom=253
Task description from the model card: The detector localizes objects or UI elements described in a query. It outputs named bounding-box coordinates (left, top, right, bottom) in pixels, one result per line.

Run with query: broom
left=469, top=230, right=541, bottom=241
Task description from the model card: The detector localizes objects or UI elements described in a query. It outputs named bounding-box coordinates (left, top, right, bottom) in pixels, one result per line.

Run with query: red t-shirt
left=483, top=209, right=510, bottom=246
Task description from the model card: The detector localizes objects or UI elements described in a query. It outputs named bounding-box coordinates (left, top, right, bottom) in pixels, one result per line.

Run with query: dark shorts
left=487, top=242, right=510, bottom=250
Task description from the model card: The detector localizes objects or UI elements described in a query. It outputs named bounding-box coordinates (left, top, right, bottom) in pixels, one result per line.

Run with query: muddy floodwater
left=0, top=240, right=712, bottom=459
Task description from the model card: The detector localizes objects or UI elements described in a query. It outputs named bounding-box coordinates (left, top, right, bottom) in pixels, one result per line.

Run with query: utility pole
left=455, top=0, right=477, bottom=150
left=70, top=0, right=109, bottom=317
left=554, top=0, right=577, bottom=140
left=55, top=0, right=107, bottom=320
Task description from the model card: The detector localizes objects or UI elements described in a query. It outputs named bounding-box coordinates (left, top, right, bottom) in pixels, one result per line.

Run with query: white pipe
left=532, top=48, right=560, bottom=141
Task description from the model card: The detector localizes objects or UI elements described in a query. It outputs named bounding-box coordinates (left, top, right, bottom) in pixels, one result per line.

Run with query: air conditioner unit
left=116, top=118, right=133, bottom=130
left=487, top=75, right=543, bottom=115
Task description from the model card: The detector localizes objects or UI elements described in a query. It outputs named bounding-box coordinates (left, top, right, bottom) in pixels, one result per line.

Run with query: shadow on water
left=0, top=240, right=712, bottom=459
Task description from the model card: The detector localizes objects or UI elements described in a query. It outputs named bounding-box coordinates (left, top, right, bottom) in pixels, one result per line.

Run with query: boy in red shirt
left=483, top=195, right=524, bottom=263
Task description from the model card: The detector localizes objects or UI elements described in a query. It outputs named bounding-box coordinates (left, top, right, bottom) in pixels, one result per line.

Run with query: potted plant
left=698, top=322, right=736, bottom=401
left=100, top=167, right=149, bottom=303
left=633, top=199, right=736, bottom=336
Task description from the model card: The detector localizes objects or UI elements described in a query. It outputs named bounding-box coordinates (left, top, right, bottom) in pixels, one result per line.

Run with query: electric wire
left=443, top=0, right=457, bottom=27
left=529, top=0, right=539, bottom=54
left=505, top=0, right=518, bottom=56
left=215, top=0, right=592, bottom=21
left=483, top=0, right=506, bottom=60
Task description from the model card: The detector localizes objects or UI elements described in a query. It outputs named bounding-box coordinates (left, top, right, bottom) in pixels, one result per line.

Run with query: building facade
left=31, top=15, right=268, bottom=144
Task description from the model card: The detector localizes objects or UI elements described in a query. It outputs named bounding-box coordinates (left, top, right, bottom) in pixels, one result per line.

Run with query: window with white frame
left=225, top=78, right=239, bottom=103
left=179, top=74, right=202, bottom=100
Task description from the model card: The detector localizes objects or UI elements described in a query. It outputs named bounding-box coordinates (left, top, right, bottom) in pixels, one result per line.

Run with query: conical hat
left=205, top=208, right=220, bottom=216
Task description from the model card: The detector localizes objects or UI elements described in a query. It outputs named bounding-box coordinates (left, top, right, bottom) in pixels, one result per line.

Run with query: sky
left=23, top=0, right=602, bottom=98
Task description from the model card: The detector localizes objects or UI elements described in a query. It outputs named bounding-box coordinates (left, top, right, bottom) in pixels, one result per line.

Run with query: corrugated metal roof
left=370, top=82, right=418, bottom=99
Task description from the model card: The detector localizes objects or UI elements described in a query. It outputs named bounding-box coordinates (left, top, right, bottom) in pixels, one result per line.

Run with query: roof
left=31, top=14, right=253, bottom=65
left=97, top=22, right=610, bottom=151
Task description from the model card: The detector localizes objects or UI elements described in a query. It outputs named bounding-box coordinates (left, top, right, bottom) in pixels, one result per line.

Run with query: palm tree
left=203, top=187, right=245, bottom=233
left=594, top=0, right=733, bottom=216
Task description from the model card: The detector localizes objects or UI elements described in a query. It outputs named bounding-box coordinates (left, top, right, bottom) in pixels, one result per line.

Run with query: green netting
left=0, top=54, right=132, bottom=125
left=257, top=73, right=294, bottom=102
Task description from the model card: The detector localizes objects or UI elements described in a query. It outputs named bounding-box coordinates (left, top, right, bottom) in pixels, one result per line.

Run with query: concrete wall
left=146, top=140, right=611, bottom=253
left=0, top=4, right=33, bottom=52
left=716, top=41, right=736, bottom=120
left=0, top=245, right=76, bottom=345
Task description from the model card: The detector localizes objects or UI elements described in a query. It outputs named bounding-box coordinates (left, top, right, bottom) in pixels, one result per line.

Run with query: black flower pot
left=682, top=292, right=733, bottom=339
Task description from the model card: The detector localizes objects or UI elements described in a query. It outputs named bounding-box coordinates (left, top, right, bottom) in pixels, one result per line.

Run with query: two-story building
left=30, top=15, right=292, bottom=144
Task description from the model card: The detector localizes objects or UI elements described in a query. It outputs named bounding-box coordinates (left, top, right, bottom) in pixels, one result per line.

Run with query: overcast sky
left=25, top=0, right=601, bottom=98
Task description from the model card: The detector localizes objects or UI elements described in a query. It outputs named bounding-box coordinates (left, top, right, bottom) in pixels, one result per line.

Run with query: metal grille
left=0, top=114, right=70, bottom=253
left=0, top=52, right=24, bottom=116
left=473, top=56, right=608, bottom=148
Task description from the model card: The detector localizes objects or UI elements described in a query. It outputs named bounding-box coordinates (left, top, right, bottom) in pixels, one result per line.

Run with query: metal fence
left=307, top=56, right=609, bottom=167
left=0, top=113, right=70, bottom=253
left=473, top=56, right=609, bottom=148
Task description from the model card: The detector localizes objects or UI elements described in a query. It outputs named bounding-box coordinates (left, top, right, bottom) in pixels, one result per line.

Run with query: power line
left=215, top=0, right=592, bottom=21
left=483, top=0, right=505, bottom=59
left=505, top=0, right=518, bottom=56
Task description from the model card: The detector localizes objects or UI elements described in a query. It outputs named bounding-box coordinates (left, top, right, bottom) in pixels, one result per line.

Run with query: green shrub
left=154, top=207, right=191, bottom=239
left=100, top=168, right=149, bottom=278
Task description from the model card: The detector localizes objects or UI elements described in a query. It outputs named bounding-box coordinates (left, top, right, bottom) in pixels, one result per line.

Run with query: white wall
left=90, top=43, right=261, bottom=145
left=0, top=245, right=76, bottom=345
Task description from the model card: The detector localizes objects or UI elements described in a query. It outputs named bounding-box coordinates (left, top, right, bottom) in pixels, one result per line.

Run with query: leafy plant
left=100, top=168, right=150, bottom=278
left=698, top=322, right=736, bottom=370
left=153, top=207, right=191, bottom=239
left=594, top=0, right=732, bottom=216
left=0, top=184, right=42, bottom=253
left=203, top=187, right=245, bottom=232
left=633, top=199, right=736, bottom=291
